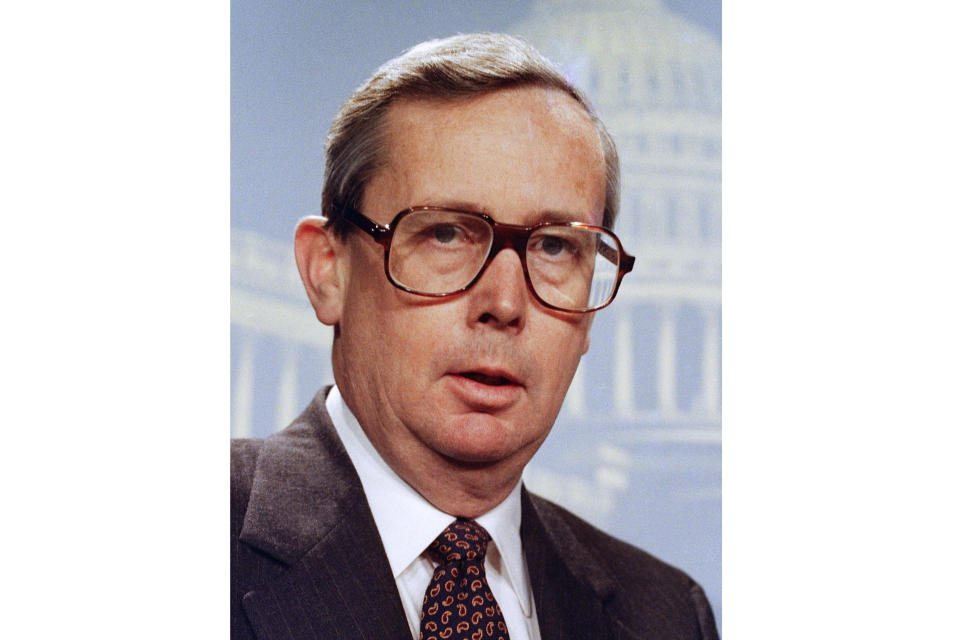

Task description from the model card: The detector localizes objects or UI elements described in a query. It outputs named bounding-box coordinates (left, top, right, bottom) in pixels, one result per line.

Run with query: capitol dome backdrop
left=231, top=0, right=722, bottom=628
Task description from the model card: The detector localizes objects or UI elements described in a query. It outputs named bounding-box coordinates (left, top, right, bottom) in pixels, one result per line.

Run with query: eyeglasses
left=340, top=205, right=635, bottom=313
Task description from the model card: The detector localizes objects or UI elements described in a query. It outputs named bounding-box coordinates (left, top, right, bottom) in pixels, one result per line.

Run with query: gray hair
left=321, top=32, right=620, bottom=236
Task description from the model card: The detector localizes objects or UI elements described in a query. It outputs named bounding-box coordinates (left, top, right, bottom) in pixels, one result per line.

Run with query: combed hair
left=321, top=32, right=620, bottom=236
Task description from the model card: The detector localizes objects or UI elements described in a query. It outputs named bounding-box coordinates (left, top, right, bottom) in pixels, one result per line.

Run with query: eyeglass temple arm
left=340, top=204, right=391, bottom=241
left=598, top=237, right=635, bottom=273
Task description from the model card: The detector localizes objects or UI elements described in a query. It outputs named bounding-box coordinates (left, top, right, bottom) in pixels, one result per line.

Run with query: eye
left=532, top=233, right=576, bottom=257
left=431, top=224, right=461, bottom=244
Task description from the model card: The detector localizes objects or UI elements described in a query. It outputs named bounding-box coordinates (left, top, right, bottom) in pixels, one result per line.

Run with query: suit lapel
left=237, top=394, right=409, bottom=640
left=522, top=489, right=641, bottom=640
left=236, top=393, right=648, bottom=639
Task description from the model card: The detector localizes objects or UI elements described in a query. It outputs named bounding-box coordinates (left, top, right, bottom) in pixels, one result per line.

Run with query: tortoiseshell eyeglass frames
left=340, top=205, right=635, bottom=313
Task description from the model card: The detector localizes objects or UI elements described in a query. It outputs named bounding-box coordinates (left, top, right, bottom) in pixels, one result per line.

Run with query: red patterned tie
left=418, top=519, right=510, bottom=640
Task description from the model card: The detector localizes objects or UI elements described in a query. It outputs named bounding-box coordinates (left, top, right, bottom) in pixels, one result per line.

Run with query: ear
left=294, top=217, right=346, bottom=326
left=580, top=313, right=594, bottom=356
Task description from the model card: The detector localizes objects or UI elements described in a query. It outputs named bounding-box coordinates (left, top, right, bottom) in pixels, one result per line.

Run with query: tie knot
left=428, top=519, right=491, bottom=565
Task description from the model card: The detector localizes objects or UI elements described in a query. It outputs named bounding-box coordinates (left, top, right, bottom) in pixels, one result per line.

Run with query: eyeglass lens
left=387, top=209, right=621, bottom=311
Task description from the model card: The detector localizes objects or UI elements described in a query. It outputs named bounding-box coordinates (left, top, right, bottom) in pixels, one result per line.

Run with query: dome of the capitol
left=513, top=0, right=721, bottom=117
left=512, top=0, right=721, bottom=286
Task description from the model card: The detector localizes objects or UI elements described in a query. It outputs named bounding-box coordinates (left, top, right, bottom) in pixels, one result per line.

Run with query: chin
left=431, top=414, right=541, bottom=466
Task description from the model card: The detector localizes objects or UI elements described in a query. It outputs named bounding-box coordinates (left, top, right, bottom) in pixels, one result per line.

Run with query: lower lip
left=445, top=374, right=523, bottom=411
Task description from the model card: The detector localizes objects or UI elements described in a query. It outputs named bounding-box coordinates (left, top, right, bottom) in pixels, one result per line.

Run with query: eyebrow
left=425, top=199, right=490, bottom=214
left=537, top=210, right=596, bottom=225
left=422, top=201, right=597, bottom=225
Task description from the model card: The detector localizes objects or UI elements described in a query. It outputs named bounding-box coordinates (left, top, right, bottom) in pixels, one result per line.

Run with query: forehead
left=374, top=86, right=605, bottom=225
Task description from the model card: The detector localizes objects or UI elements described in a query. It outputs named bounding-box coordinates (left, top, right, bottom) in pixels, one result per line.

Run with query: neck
left=393, top=452, right=524, bottom=518
left=354, top=404, right=530, bottom=518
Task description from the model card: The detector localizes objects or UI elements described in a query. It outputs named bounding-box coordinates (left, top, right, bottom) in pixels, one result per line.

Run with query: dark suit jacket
left=232, top=391, right=719, bottom=639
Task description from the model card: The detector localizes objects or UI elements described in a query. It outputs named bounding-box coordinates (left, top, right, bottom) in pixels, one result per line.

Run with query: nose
left=468, top=247, right=527, bottom=331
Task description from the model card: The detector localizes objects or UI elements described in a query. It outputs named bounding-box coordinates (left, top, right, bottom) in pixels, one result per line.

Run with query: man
left=232, top=33, right=718, bottom=640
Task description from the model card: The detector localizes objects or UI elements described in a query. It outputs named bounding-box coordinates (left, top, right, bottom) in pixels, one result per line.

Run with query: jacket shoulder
left=230, top=438, right=275, bottom=640
left=526, top=492, right=719, bottom=639
left=528, top=493, right=683, bottom=573
left=231, top=438, right=263, bottom=531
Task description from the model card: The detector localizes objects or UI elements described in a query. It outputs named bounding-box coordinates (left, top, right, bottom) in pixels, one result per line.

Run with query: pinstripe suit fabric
left=231, top=389, right=719, bottom=639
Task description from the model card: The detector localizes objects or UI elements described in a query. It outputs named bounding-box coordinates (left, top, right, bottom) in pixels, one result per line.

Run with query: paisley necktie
left=418, top=519, right=510, bottom=640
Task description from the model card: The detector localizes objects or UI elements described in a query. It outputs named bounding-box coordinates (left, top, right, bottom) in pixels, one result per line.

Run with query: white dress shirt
left=326, top=386, right=540, bottom=640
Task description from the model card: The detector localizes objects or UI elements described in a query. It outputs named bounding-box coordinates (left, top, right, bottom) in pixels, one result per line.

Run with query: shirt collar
left=473, top=481, right=530, bottom=616
left=325, top=385, right=533, bottom=616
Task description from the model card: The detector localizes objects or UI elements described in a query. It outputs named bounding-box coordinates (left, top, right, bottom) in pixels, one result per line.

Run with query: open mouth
left=460, top=372, right=517, bottom=387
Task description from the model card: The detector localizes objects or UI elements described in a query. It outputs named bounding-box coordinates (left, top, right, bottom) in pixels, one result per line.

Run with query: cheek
left=358, top=300, right=452, bottom=389
left=535, top=319, right=591, bottom=389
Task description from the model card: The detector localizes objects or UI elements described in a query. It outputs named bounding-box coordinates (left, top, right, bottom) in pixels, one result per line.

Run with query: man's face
left=332, top=86, right=606, bottom=482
